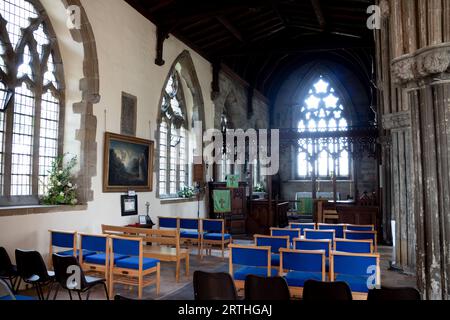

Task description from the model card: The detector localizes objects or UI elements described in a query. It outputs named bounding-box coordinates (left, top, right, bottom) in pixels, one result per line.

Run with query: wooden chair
left=108, top=235, right=160, bottom=299
left=201, top=219, right=232, bottom=259
left=345, top=224, right=375, bottom=232
left=289, top=223, right=316, bottom=236
left=334, top=239, right=374, bottom=254
left=344, top=230, right=378, bottom=252
left=158, top=216, right=179, bottom=229
left=254, top=235, right=290, bottom=267
left=48, top=230, right=89, bottom=266
left=79, top=234, right=114, bottom=284
left=270, top=228, right=301, bottom=245
left=102, top=225, right=189, bottom=282
left=228, top=244, right=275, bottom=293
left=330, top=251, right=380, bottom=300
left=317, top=223, right=346, bottom=238
left=179, top=218, right=202, bottom=255
left=279, top=249, right=326, bottom=298
left=304, top=229, right=336, bottom=242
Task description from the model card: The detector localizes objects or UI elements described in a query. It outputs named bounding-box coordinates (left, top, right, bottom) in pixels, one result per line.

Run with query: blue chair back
left=81, top=234, right=108, bottom=252
left=180, top=218, right=199, bottom=230
left=318, top=224, right=345, bottom=238
left=255, top=236, right=289, bottom=253
left=231, top=246, right=270, bottom=267
left=203, top=219, right=223, bottom=233
left=271, top=228, right=300, bottom=243
left=290, top=223, right=315, bottom=236
left=335, top=240, right=373, bottom=254
left=305, top=230, right=335, bottom=241
left=112, top=237, right=140, bottom=256
left=345, top=231, right=377, bottom=246
left=295, top=239, right=331, bottom=257
left=159, top=217, right=178, bottom=229
left=332, top=253, right=378, bottom=276
left=346, top=225, right=375, bottom=232
left=51, top=231, right=75, bottom=248
left=281, top=250, right=324, bottom=273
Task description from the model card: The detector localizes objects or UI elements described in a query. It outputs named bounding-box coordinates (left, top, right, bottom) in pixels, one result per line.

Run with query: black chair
left=193, top=271, right=238, bottom=300
left=303, top=280, right=353, bottom=301
left=52, top=253, right=109, bottom=300
left=368, top=287, right=421, bottom=301
left=15, top=249, right=55, bottom=300
left=0, top=247, right=20, bottom=293
left=244, top=275, right=291, bottom=301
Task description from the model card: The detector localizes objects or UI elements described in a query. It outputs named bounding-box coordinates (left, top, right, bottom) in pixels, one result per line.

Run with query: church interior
left=0, top=0, right=450, bottom=303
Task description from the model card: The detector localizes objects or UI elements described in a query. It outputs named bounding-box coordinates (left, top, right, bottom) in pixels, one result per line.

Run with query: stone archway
left=61, top=0, right=100, bottom=203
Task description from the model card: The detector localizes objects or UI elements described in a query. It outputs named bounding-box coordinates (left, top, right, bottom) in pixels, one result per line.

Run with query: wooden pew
left=101, top=225, right=190, bottom=282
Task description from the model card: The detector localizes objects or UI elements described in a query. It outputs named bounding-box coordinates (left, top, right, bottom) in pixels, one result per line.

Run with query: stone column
left=377, top=0, right=450, bottom=299
left=382, top=112, right=415, bottom=273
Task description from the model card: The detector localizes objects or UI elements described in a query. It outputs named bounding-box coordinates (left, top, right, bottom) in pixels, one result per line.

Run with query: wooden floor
left=19, top=244, right=417, bottom=300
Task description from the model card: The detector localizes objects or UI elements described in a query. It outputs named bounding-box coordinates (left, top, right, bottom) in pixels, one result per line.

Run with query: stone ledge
left=160, top=197, right=197, bottom=205
left=0, top=205, right=88, bottom=217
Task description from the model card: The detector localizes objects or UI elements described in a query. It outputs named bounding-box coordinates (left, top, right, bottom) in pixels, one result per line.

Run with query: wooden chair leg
left=221, top=242, right=225, bottom=260
left=138, top=274, right=143, bottom=300
left=108, top=271, right=114, bottom=299
left=185, top=255, right=190, bottom=276
left=156, top=264, right=160, bottom=296
left=176, top=259, right=180, bottom=283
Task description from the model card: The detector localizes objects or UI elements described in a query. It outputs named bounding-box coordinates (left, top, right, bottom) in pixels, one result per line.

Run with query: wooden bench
left=101, top=225, right=190, bottom=282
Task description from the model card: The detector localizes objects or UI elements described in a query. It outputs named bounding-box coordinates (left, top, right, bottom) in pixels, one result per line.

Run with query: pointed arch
left=156, top=50, right=204, bottom=198
left=290, top=63, right=356, bottom=128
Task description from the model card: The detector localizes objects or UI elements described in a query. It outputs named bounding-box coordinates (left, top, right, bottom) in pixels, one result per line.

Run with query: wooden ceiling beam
left=216, top=36, right=373, bottom=57
left=216, top=16, right=245, bottom=43
left=310, top=0, right=327, bottom=31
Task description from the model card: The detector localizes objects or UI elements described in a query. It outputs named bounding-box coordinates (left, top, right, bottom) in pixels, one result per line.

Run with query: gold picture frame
left=103, top=132, right=154, bottom=193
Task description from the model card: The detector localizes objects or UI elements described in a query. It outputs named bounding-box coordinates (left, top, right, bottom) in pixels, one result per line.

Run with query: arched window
left=0, top=0, right=63, bottom=204
left=297, top=76, right=350, bottom=179
left=158, top=71, right=188, bottom=197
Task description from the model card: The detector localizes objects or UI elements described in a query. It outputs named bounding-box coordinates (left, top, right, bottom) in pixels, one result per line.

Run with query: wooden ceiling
left=125, top=0, right=375, bottom=98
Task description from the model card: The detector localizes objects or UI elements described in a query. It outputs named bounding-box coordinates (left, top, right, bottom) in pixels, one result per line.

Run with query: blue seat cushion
left=0, top=295, right=36, bottom=300
left=180, top=230, right=201, bottom=239
left=115, top=257, right=159, bottom=271
left=84, top=253, right=128, bottom=265
left=234, top=267, right=278, bottom=281
left=271, top=254, right=280, bottom=267
left=204, top=233, right=231, bottom=241
left=58, top=249, right=96, bottom=258
left=284, top=271, right=323, bottom=287
left=336, top=274, right=370, bottom=293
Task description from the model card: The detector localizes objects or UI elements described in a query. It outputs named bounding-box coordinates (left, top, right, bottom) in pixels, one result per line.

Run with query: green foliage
left=178, top=186, right=195, bottom=199
left=40, top=155, right=79, bottom=206
left=254, top=183, right=265, bottom=193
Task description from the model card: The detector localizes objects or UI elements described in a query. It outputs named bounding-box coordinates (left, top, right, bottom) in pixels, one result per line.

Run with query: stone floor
left=19, top=244, right=417, bottom=300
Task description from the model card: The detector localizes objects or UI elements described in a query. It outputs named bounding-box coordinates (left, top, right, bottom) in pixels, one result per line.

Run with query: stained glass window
left=0, top=0, right=63, bottom=201
left=297, top=76, right=350, bottom=179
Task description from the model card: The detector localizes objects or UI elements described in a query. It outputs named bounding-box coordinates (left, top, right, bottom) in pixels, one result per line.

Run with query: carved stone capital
left=392, top=43, right=450, bottom=84
left=391, top=57, right=415, bottom=83
left=382, top=111, right=411, bottom=130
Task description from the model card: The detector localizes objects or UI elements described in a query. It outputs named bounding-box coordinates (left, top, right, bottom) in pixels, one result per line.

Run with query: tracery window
left=158, top=72, right=189, bottom=197
left=0, top=0, right=63, bottom=204
left=296, top=76, right=350, bottom=180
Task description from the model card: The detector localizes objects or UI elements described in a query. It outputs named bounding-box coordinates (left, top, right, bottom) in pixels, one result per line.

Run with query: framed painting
left=103, top=132, right=154, bottom=193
